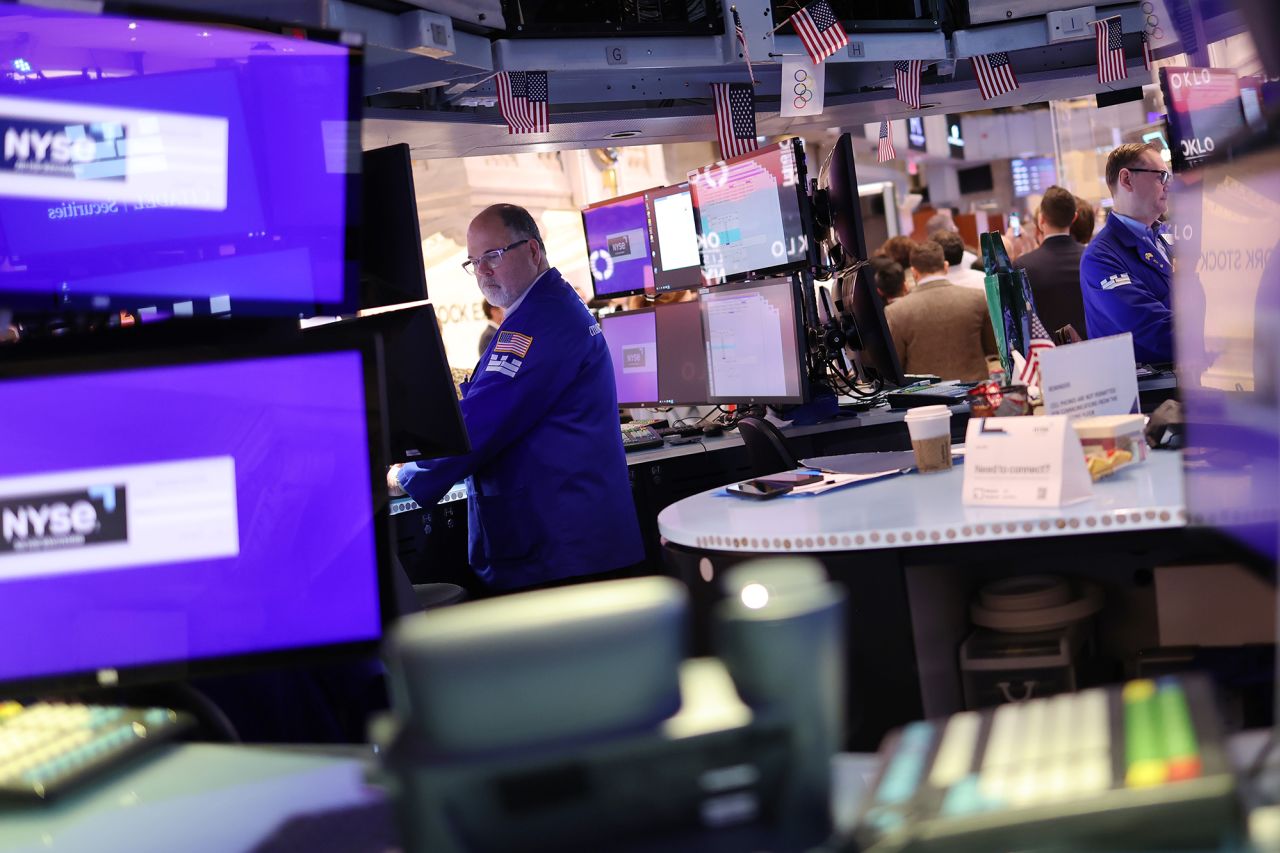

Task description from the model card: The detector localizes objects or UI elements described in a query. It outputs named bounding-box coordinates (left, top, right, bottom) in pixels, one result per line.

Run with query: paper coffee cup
left=904, top=405, right=953, bottom=473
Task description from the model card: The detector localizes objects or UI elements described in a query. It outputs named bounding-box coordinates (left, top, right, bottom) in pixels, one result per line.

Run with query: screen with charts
left=655, top=299, right=709, bottom=405
left=582, top=190, right=654, bottom=299
left=0, top=4, right=360, bottom=316
left=688, top=138, right=811, bottom=285
left=700, top=277, right=806, bottom=404
left=1010, top=157, right=1058, bottom=198
left=0, top=345, right=389, bottom=690
left=646, top=183, right=704, bottom=293
left=601, top=308, right=658, bottom=407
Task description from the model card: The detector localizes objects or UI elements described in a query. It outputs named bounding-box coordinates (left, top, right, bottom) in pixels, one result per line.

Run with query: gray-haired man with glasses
left=388, top=204, right=644, bottom=592
left=1080, top=142, right=1175, bottom=363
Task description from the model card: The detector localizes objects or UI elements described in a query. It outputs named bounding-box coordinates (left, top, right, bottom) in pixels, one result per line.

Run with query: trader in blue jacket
left=388, top=204, right=644, bottom=592
left=1080, top=143, right=1174, bottom=364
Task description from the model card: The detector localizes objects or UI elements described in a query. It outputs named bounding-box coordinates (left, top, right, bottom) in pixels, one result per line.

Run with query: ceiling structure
left=146, top=0, right=1244, bottom=159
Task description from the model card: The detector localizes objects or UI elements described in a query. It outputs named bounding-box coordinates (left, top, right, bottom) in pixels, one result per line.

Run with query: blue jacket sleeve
left=396, top=324, right=587, bottom=507
left=1080, top=244, right=1173, bottom=359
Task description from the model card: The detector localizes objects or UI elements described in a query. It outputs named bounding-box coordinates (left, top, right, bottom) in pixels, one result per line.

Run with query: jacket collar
left=1101, top=215, right=1171, bottom=276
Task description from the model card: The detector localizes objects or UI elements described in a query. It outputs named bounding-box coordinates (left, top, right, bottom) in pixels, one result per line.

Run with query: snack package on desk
left=1073, top=415, right=1147, bottom=480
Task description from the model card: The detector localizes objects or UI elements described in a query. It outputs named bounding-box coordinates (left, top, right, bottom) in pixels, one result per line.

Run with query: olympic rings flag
left=780, top=57, right=826, bottom=118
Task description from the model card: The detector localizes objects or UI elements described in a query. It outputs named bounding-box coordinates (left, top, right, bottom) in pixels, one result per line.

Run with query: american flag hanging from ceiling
left=712, top=82, right=758, bottom=160
left=731, top=6, right=758, bottom=85
left=790, top=0, right=849, bottom=65
left=496, top=71, right=549, bottom=134
left=971, top=52, right=1019, bottom=101
left=1092, top=16, right=1128, bottom=84
left=877, top=119, right=896, bottom=163
left=894, top=60, right=923, bottom=109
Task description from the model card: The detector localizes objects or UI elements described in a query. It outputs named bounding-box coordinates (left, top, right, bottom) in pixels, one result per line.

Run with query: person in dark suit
left=1016, top=186, right=1088, bottom=339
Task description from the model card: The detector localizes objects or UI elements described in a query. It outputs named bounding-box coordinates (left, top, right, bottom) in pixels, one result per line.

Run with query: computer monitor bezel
left=360, top=143, right=429, bottom=310
left=700, top=274, right=809, bottom=406
left=601, top=306, right=660, bottom=408
left=654, top=298, right=710, bottom=406
left=303, top=303, right=469, bottom=463
left=826, top=132, right=907, bottom=389
left=0, top=334, right=398, bottom=696
left=645, top=182, right=705, bottom=294
left=581, top=188, right=656, bottom=300
left=0, top=1, right=364, bottom=318
left=687, top=137, right=817, bottom=287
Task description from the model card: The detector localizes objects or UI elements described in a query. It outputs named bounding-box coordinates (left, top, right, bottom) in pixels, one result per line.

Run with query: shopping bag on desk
left=980, top=231, right=1034, bottom=377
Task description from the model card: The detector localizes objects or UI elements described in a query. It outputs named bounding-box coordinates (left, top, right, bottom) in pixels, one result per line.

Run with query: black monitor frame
left=303, top=303, right=469, bottom=463
left=0, top=1, right=364, bottom=318
left=826, top=133, right=907, bottom=389
left=645, top=182, right=705, bottom=294
left=601, top=306, right=660, bottom=408
left=655, top=298, right=710, bottom=406
left=688, top=137, right=817, bottom=287
left=0, top=335, right=397, bottom=696
left=700, top=274, right=809, bottom=407
left=581, top=187, right=656, bottom=300
left=360, top=143, right=429, bottom=310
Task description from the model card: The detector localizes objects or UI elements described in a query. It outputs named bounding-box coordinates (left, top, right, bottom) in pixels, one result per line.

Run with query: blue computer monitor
left=0, top=341, right=393, bottom=692
left=1011, top=157, right=1058, bottom=198
left=0, top=3, right=362, bottom=316
left=601, top=308, right=659, bottom=408
left=688, top=138, right=814, bottom=286
left=582, top=189, right=655, bottom=299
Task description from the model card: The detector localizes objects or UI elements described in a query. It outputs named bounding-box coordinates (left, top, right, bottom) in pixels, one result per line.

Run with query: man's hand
left=387, top=463, right=406, bottom=497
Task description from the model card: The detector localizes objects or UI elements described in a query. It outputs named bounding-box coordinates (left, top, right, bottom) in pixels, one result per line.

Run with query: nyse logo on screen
left=608, top=234, right=632, bottom=257
left=0, top=486, right=128, bottom=554
left=1, top=118, right=125, bottom=181
left=623, top=346, right=647, bottom=368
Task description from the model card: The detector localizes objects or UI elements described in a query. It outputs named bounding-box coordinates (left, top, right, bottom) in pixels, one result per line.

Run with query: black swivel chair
left=737, top=417, right=800, bottom=476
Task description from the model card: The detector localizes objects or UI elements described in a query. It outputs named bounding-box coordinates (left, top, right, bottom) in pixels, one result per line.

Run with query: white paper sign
left=962, top=416, right=1093, bottom=507
left=781, top=58, right=825, bottom=118
left=1039, top=333, right=1141, bottom=419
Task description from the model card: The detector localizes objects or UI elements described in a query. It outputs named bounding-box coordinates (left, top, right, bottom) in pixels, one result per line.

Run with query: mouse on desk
left=702, top=424, right=724, bottom=437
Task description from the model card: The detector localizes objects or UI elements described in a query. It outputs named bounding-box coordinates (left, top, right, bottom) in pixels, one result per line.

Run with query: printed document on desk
left=787, top=469, right=906, bottom=496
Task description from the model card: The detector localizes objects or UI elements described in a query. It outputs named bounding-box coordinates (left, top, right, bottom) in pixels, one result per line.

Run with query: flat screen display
left=700, top=276, right=806, bottom=405
left=646, top=183, right=703, bottom=293
left=601, top=308, right=658, bottom=407
left=361, top=144, right=428, bottom=309
left=1159, top=66, right=1247, bottom=172
left=1011, top=157, right=1057, bottom=198
left=582, top=190, right=654, bottom=299
left=0, top=346, right=389, bottom=691
left=0, top=4, right=361, bottom=316
left=655, top=299, right=709, bottom=405
left=688, top=138, right=812, bottom=285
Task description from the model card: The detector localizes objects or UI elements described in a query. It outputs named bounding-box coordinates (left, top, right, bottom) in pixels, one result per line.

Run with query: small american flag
left=496, top=71, right=549, bottom=134
left=790, top=0, right=849, bottom=66
left=1017, top=311, right=1056, bottom=387
left=971, top=52, right=1020, bottom=101
left=712, top=82, right=758, bottom=159
left=1141, top=30, right=1153, bottom=70
left=877, top=119, right=895, bottom=163
left=732, top=6, right=758, bottom=85
left=1092, top=16, right=1127, bottom=84
left=493, top=330, right=533, bottom=357
left=894, top=60, right=923, bottom=109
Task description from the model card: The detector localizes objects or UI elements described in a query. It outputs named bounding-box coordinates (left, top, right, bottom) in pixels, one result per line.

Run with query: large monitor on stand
left=361, top=144, right=428, bottom=310
left=827, top=133, right=906, bottom=389
left=700, top=276, right=808, bottom=406
left=0, top=340, right=395, bottom=694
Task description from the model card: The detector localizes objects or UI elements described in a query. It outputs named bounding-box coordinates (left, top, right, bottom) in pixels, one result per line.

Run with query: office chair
left=737, top=416, right=799, bottom=476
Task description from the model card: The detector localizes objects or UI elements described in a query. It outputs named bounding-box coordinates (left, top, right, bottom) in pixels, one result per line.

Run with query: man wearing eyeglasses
left=1079, top=143, right=1174, bottom=364
left=387, top=203, right=644, bottom=592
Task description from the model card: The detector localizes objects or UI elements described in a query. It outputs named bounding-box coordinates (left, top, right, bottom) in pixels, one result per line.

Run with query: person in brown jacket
left=885, top=241, right=997, bottom=382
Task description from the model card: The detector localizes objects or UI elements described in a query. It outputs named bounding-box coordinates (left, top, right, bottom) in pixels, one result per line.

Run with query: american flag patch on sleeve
left=494, top=331, right=533, bottom=357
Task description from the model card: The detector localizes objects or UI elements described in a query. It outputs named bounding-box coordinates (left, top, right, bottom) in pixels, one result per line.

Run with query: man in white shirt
left=932, top=230, right=987, bottom=290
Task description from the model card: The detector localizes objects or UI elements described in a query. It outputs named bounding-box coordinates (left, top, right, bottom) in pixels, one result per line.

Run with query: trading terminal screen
left=582, top=191, right=654, bottom=299
left=646, top=183, right=704, bottom=294
left=688, top=139, right=811, bottom=285
left=1011, top=157, right=1058, bottom=198
left=0, top=348, right=387, bottom=690
left=655, top=299, right=710, bottom=405
left=700, top=276, right=806, bottom=405
left=0, top=4, right=359, bottom=316
left=601, top=308, right=659, bottom=407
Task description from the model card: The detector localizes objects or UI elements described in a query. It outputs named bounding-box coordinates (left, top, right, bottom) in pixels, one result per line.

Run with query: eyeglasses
left=1126, top=167, right=1171, bottom=186
left=461, top=239, right=530, bottom=275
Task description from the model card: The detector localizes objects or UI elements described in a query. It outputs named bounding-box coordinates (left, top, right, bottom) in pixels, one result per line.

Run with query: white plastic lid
left=904, top=404, right=952, bottom=420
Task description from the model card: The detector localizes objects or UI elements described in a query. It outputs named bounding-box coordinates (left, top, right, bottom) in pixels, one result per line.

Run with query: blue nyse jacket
left=1079, top=214, right=1174, bottom=364
left=399, top=267, right=644, bottom=590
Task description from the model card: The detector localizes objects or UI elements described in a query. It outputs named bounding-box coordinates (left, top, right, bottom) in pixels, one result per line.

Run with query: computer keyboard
left=0, top=701, right=193, bottom=801
left=849, top=675, right=1236, bottom=851
left=621, top=424, right=665, bottom=452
